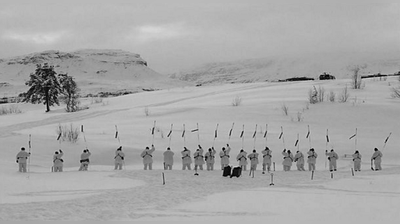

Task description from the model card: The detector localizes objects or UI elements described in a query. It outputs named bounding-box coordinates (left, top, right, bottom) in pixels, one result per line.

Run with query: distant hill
left=0, top=49, right=188, bottom=97
left=171, top=53, right=400, bottom=85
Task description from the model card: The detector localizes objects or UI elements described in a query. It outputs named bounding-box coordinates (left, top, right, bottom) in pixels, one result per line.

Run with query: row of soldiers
left=15, top=144, right=383, bottom=173
left=139, top=144, right=384, bottom=173
left=15, top=147, right=93, bottom=172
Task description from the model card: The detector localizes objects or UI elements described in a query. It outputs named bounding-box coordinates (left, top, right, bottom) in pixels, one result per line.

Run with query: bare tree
left=231, top=96, right=242, bottom=106
left=281, top=103, right=289, bottom=116
left=339, top=85, right=350, bottom=103
left=317, top=86, right=325, bottom=103
left=328, top=90, right=336, bottom=102
left=308, top=86, right=325, bottom=104
left=348, top=64, right=367, bottom=89
left=308, top=88, right=317, bottom=104
left=391, top=86, right=400, bottom=98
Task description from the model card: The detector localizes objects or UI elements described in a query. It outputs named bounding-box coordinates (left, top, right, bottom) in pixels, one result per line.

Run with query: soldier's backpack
left=230, top=166, right=242, bottom=178
left=222, top=165, right=232, bottom=177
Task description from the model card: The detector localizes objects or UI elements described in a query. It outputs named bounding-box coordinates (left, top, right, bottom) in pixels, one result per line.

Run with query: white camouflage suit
left=16, top=148, right=30, bottom=172
left=247, top=150, right=259, bottom=171
left=261, top=147, right=272, bottom=172
left=140, top=145, right=155, bottom=170
left=163, top=148, right=174, bottom=170
left=294, top=151, right=306, bottom=171
left=79, top=149, right=91, bottom=171
left=114, top=147, right=125, bottom=170
left=204, top=147, right=216, bottom=171
left=219, top=145, right=231, bottom=170
left=193, top=146, right=205, bottom=171
left=352, top=151, right=362, bottom=171
left=325, top=149, right=339, bottom=171
left=307, top=149, right=318, bottom=171
left=53, top=150, right=64, bottom=172
left=236, top=150, right=248, bottom=171
left=181, top=147, right=192, bottom=170
left=282, top=150, right=293, bottom=171
left=371, top=148, right=383, bottom=170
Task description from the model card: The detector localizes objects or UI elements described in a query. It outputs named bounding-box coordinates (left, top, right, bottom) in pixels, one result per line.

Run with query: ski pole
left=295, top=133, right=299, bottom=150
left=306, top=125, right=311, bottom=148
left=55, top=132, right=62, bottom=172
left=182, top=124, right=186, bottom=148
left=355, top=128, right=358, bottom=150
left=382, top=132, right=391, bottom=150
left=57, top=132, right=62, bottom=148
left=264, top=124, right=268, bottom=146
left=269, top=173, right=274, bottom=186
left=311, top=170, right=314, bottom=180
left=115, top=125, right=121, bottom=144
left=325, top=129, right=329, bottom=170
left=349, top=128, right=357, bottom=150
left=279, top=126, right=285, bottom=149
left=81, top=125, right=88, bottom=149
left=240, top=124, right=245, bottom=149
left=151, top=120, right=156, bottom=145
left=168, top=124, right=173, bottom=147
left=252, top=124, right=257, bottom=149
left=228, top=122, right=234, bottom=144
left=370, top=159, right=374, bottom=171
left=212, top=123, right=219, bottom=148
left=197, top=123, right=200, bottom=145
left=162, top=172, right=165, bottom=185
left=28, top=134, right=32, bottom=173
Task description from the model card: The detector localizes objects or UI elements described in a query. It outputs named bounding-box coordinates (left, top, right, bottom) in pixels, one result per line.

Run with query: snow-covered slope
left=0, top=49, right=188, bottom=97
left=0, top=77, right=399, bottom=221
left=172, top=52, right=400, bottom=85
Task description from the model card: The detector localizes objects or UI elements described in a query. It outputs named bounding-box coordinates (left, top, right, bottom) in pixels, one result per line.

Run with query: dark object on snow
left=361, top=73, right=387, bottom=79
left=222, top=165, right=232, bottom=177
left=279, top=77, right=315, bottom=82
left=142, top=88, right=157, bottom=92
left=230, top=166, right=242, bottom=178
left=319, top=73, right=336, bottom=80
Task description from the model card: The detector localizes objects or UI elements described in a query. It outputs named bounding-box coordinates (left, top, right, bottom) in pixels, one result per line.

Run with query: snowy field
left=0, top=78, right=399, bottom=222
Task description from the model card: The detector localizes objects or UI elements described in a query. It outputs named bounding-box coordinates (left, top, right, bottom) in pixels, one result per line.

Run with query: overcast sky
left=0, top=0, right=399, bottom=73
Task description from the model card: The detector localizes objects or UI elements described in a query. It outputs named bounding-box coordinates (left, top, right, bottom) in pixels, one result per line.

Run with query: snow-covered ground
left=0, top=77, right=399, bottom=221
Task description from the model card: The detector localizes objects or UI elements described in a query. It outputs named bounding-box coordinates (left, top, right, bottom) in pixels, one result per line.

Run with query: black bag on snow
left=230, top=166, right=242, bottom=178
left=222, top=165, right=232, bottom=177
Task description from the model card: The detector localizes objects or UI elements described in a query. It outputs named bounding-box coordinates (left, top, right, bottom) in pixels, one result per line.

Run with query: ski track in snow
left=1, top=165, right=399, bottom=221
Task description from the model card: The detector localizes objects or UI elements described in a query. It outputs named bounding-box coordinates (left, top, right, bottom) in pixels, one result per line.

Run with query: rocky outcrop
left=4, top=49, right=147, bottom=66
left=6, top=50, right=79, bottom=65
